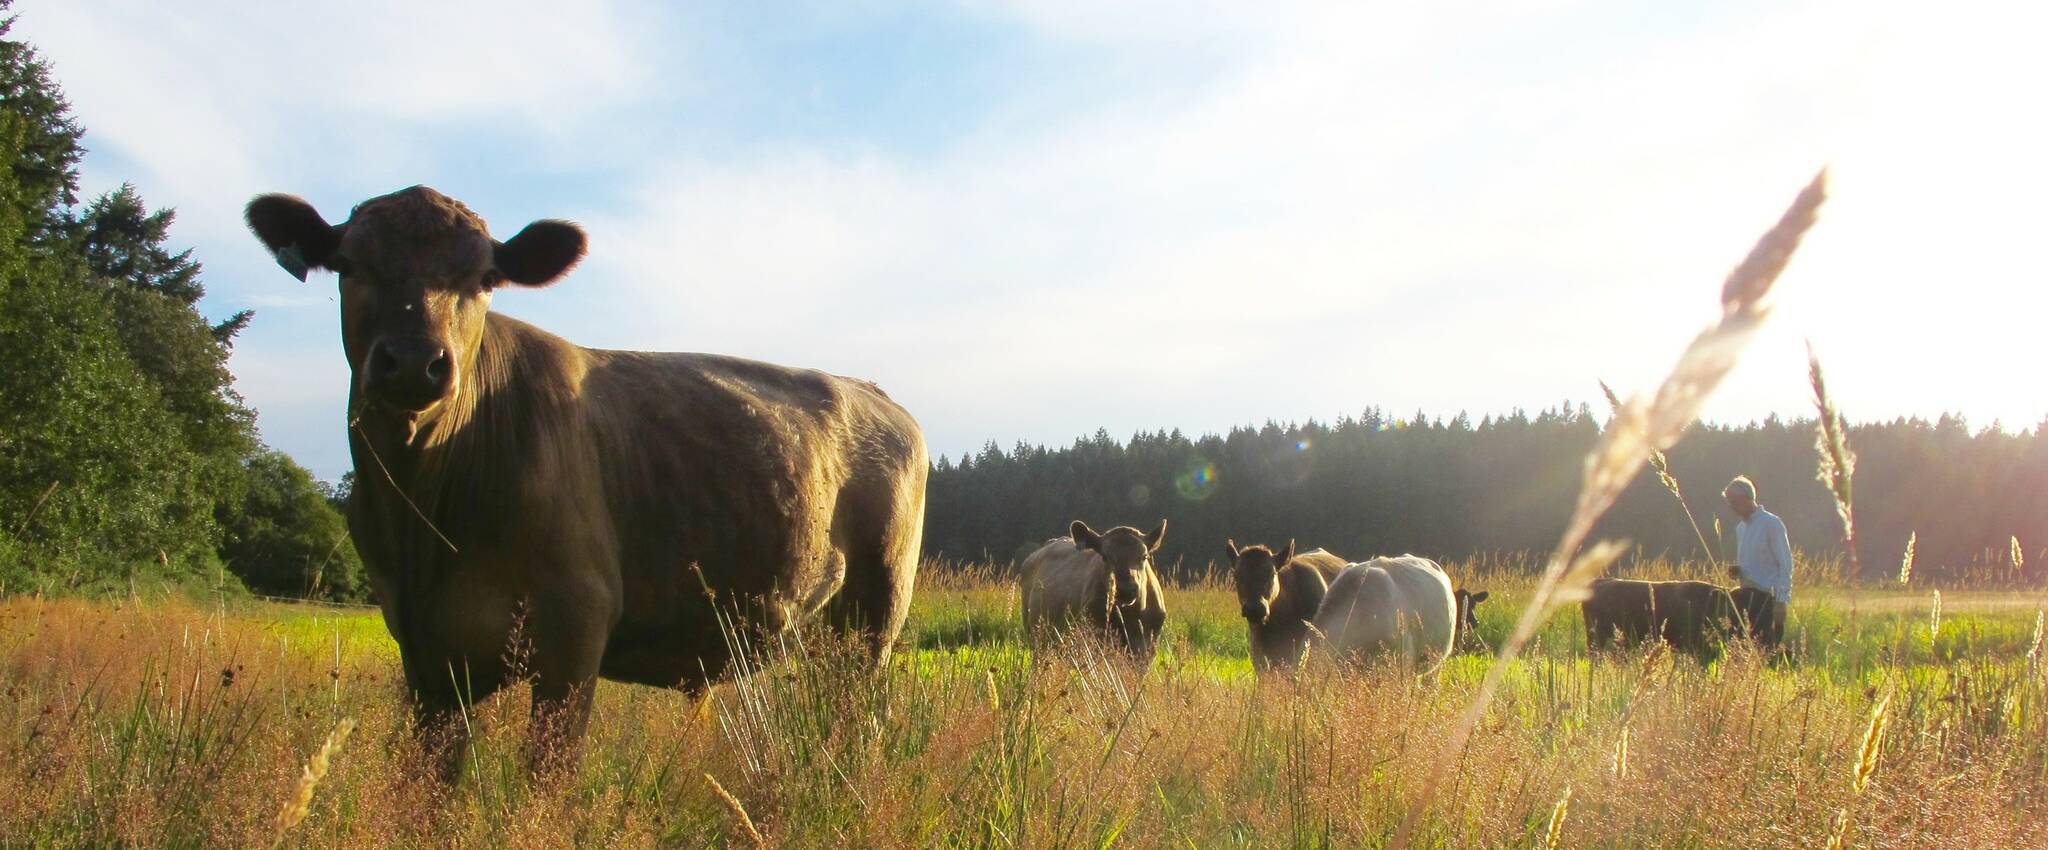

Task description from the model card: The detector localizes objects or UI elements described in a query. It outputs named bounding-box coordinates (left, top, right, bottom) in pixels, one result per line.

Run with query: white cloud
left=16, top=0, right=2043, bottom=476
left=554, top=0, right=1969, bottom=462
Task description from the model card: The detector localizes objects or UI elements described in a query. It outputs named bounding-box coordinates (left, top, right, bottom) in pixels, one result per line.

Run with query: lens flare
left=1174, top=457, right=1219, bottom=501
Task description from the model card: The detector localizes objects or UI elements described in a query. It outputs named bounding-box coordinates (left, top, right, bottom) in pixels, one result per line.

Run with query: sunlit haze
left=16, top=0, right=2039, bottom=479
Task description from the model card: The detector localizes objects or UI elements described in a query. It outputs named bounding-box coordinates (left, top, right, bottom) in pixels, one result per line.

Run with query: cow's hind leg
left=826, top=472, right=924, bottom=666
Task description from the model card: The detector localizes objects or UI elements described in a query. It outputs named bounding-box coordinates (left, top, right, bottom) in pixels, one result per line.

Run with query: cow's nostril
left=370, top=345, right=399, bottom=378
left=424, top=349, right=450, bottom=384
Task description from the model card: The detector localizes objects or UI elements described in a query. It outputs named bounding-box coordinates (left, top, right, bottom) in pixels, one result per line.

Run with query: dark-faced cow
left=1581, top=578, right=1741, bottom=655
left=1453, top=587, right=1491, bottom=653
left=1227, top=539, right=1346, bottom=674
left=1020, top=520, right=1169, bottom=664
left=244, top=187, right=928, bottom=776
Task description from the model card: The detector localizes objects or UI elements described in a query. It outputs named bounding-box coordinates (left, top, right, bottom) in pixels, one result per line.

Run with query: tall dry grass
left=1, top=583, right=2044, bottom=849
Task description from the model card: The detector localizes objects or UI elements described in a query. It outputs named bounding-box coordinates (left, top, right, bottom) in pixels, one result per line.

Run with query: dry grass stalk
left=1929, top=591, right=1942, bottom=644
left=272, top=717, right=355, bottom=847
left=2027, top=609, right=2044, bottom=675
left=1611, top=726, right=1630, bottom=780
left=1823, top=694, right=1891, bottom=849
left=705, top=772, right=767, bottom=848
left=1823, top=808, right=1853, bottom=850
left=1543, top=786, right=1572, bottom=850
left=1557, top=540, right=1632, bottom=604
left=1807, top=342, right=1860, bottom=577
left=1898, top=532, right=1916, bottom=585
left=1386, top=170, right=1827, bottom=850
left=1601, top=380, right=1715, bottom=562
left=348, top=419, right=459, bottom=554
left=2014, top=536, right=2026, bottom=573
left=1852, top=694, right=1890, bottom=794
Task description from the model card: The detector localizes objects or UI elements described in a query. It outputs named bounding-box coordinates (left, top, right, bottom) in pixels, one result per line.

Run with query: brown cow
left=1227, top=539, right=1346, bottom=674
left=244, top=186, right=927, bottom=777
left=1581, top=578, right=1741, bottom=655
left=1020, top=520, right=1168, bottom=663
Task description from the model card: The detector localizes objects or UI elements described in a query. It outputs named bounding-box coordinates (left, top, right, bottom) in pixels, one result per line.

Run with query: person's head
left=1724, top=476, right=1758, bottom=518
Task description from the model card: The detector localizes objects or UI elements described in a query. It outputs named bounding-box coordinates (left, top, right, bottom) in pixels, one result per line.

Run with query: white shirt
left=1734, top=506, right=1795, bottom=603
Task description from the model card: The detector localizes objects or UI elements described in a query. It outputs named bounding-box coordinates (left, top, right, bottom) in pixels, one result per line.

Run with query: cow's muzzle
left=1113, top=582, right=1141, bottom=608
left=1241, top=601, right=1269, bottom=623
left=365, top=337, right=453, bottom=412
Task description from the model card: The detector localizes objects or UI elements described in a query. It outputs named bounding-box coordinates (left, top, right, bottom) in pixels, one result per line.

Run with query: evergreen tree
left=0, top=3, right=78, bottom=239
left=0, top=4, right=348, bottom=598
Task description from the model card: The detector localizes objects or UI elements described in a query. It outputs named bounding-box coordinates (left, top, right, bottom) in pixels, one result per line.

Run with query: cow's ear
left=246, top=194, right=342, bottom=281
left=1470, top=590, right=1489, bottom=604
left=1144, top=519, right=1168, bottom=552
left=494, top=219, right=586, bottom=287
left=1224, top=539, right=1239, bottom=560
left=1071, top=520, right=1102, bottom=552
left=1277, top=539, right=1295, bottom=566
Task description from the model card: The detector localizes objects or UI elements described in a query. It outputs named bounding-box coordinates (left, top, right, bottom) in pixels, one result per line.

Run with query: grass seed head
left=1807, top=341, right=1860, bottom=575
left=1544, top=786, right=1572, bottom=850
left=272, top=717, right=355, bottom=847
left=2027, top=609, right=2044, bottom=674
left=1898, top=532, right=1916, bottom=585
left=1852, top=694, right=1890, bottom=794
left=1929, top=591, right=1942, bottom=644
left=705, top=772, right=767, bottom=848
left=1612, top=726, right=1630, bottom=780
left=1824, top=808, right=1852, bottom=850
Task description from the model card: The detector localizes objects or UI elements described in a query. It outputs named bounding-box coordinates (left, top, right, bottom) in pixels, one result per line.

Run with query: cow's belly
left=598, top=628, right=733, bottom=691
left=594, top=542, right=846, bottom=692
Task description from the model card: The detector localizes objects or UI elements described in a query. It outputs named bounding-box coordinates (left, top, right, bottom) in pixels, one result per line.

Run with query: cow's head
left=244, top=187, right=585, bottom=426
left=1072, top=519, right=1166, bottom=609
left=1454, top=588, right=1489, bottom=645
left=1228, top=539, right=1295, bottom=624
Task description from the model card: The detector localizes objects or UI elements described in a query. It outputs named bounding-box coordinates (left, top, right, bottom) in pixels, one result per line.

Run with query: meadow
left=2, top=558, right=2043, bottom=849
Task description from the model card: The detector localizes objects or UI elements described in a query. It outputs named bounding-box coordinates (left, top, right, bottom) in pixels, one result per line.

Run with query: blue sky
left=14, top=0, right=2042, bottom=480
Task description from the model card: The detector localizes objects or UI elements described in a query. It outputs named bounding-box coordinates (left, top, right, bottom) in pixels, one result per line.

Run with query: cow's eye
left=481, top=270, right=504, bottom=288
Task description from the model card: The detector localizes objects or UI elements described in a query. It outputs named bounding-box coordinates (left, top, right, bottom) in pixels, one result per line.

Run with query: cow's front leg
left=407, top=654, right=509, bottom=784
left=521, top=608, right=608, bottom=776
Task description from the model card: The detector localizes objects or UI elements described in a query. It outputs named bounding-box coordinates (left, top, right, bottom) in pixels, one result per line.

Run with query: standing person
left=1724, top=475, right=1793, bottom=648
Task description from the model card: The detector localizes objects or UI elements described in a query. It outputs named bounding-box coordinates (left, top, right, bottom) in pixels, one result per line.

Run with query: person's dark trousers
left=1730, top=586, right=1784, bottom=648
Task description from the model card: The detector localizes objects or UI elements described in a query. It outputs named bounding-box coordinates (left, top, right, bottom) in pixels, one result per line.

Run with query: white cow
left=1310, top=555, right=1457, bottom=671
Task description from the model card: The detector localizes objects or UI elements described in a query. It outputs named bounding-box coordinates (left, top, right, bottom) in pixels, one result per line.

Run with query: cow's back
left=1313, top=555, right=1456, bottom=669
left=1293, top=549, right=1348, bottom=582
left=1020, top=538, right=1105, bottom=641
left=1583, top=579, right=1737, bottom=653
left=1650, top=581, right=1739, bottom=650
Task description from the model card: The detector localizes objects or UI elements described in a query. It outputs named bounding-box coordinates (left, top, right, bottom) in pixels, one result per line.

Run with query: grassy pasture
left=2, top=562, right=2044, bottom=849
